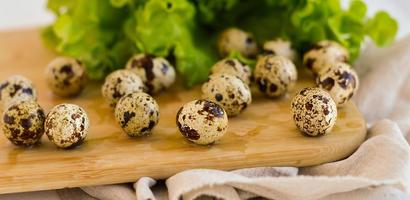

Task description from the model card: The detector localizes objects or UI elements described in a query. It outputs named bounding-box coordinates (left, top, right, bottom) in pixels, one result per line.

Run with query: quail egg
left=262, top=38, right=297, bottom=62
left=45, top=57, right=87, bottom=97
left=125, top=54, right=176, bottom=94
left=176, top=100, right=228, bottom=145
left=101, top=69, right=145, bottom=108
left=45, top=104, right=89, bottom=148
left=0, top=75, right=37, bottom=110
left=254, top=55, right=297, bottom=97
left=114, top=92, right=159, bottom=137
left=291, top=87, right=337, bottom=137
left=210, top=58, right=252, bottom=84
left=217, top=28, right=258, bottom=58
left=316, top=62, right=359, bottom=107
left=303, top=40, right=349, bottom=75
left=2, top=100, right=45, bottom=146
left=202, top=74, right=251, bottom=116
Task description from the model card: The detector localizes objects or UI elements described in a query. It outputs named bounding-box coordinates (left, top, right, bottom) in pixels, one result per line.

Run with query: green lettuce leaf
left=42, top=0, right=398, bottom=86
left=131, top=0, right=216, bottom=86
left=366, top=11, right=398, bottom=47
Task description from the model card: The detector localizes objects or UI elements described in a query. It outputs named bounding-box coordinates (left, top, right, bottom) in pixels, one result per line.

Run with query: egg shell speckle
left=254, top=55, right=297, bottom=97
left=114, top=92, right=160, bottom=137
left=45, top=57, right=87, bottom=97
left=262, top=38, right=297, bottom=62
left=125, top=54, right=176, bottom=94
left=2, top=100, right=45, bottom=146
left=176, top=100, right=228, bottom=145
left=303, top=40, right=349, bottom=75
left=217, top=28, right=258, bottom=58
left=0, top=75, right=37, bottom=111
left=316, top=62, right=359, bottom=107
left=101, top=69, right=145, bottom=108
left=45, top=104, right=89, bottom=148
left=202, top=74, right=251, bottom=116
left=210, top=58, right=252, bottom=84
left=291, top=87, right=337, bottom=137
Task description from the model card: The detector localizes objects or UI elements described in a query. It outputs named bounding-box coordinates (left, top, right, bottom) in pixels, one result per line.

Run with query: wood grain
left=0, top=29, right=367, bottom=194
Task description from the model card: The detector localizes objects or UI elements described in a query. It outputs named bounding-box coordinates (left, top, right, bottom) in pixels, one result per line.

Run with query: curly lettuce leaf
left=365, top=11, right=398, bottom=47
left=194, top=0, right=397, bottom=61
left=43, top=0, right=398, bottom=85
left=226, top=50, right=256, bottom=68
left=193, top=0, right=239, bottom=24
left=43, top=0, right=132, bottom=79
left=132, top=0, right=215, bottom=86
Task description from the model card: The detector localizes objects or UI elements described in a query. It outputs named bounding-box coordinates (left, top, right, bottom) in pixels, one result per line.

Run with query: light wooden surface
left=0, top=29, right=367, bottom=194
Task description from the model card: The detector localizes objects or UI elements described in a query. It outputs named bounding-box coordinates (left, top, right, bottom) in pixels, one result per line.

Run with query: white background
left=0, top=0, right=409, bottom=38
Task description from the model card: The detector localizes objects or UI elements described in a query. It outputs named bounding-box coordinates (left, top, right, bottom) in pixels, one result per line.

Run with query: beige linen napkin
left=2, top=35, right=410, bottom=200
left=354, top=37, right=410, bottom=142
left=161, top=119, right=410, bottom=200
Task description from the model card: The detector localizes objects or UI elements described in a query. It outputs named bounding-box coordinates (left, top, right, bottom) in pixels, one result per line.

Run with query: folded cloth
left=354, top=36, right=410, bottom=142
left=139, top=120, right=408, bottom=200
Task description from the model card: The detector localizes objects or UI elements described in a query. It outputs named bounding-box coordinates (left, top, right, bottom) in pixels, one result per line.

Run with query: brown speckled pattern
left=291, top=87, right=337, bottom=137
left=262, top=38, right=297, bottom=62
left=217, top=28, right=258, bottom=58
left=0, top=75, right=37, bottom=110
left=125, top=54, right=175, bottom=94
left=202, top=74, right=251, bottom=116
left=254, top=55, right=297, bottom=98
left=45, top=104, right=89, bottom=148
left=210, top=58, right=252, bottom=84
left=316, top=62, right=359, bottom=107
left=2, top=100, right=45, bottom=146
left=114, top=92, right=159, bottom=137
left=101, top=69, right=145, bottom=108
left=45, top=57, right=87, bottom=97
left=176, top=100, right=228, bottom=145
left=303, top=40, right=349, bottom=75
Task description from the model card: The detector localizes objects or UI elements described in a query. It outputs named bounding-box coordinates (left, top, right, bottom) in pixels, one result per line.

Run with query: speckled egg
left=210, top=58, right=252, bottom=84
left=45, top=104, right=89, bottom=148
left=254, top=55, right=297, bottom=97
left=114, top=92, right=159, bottom=137
left=217, top=28, right=258, bottom=58
left=202, top=74, right=251, bottom=116
left=2, top=100, right=45, bottom=146
left=176, top=100, right=228, bottom=145
left=45, top=57, right=87, bottom=97
left=125, top=54, right=176, bottom=94
left=291, top=87, right=337, bottom=137
left=316, top=62, right=359, bottom=107
left=0, top=75, right=37, bottom=110
left=303, top=40, right=349, bottom=75
left=262, top=38, right=297, bottom=62
left=101, top=69, right=145, bottom=108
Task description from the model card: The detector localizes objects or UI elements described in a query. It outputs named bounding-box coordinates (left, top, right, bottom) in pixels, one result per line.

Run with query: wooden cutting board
left=0, top=29, right=366, bottom=194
